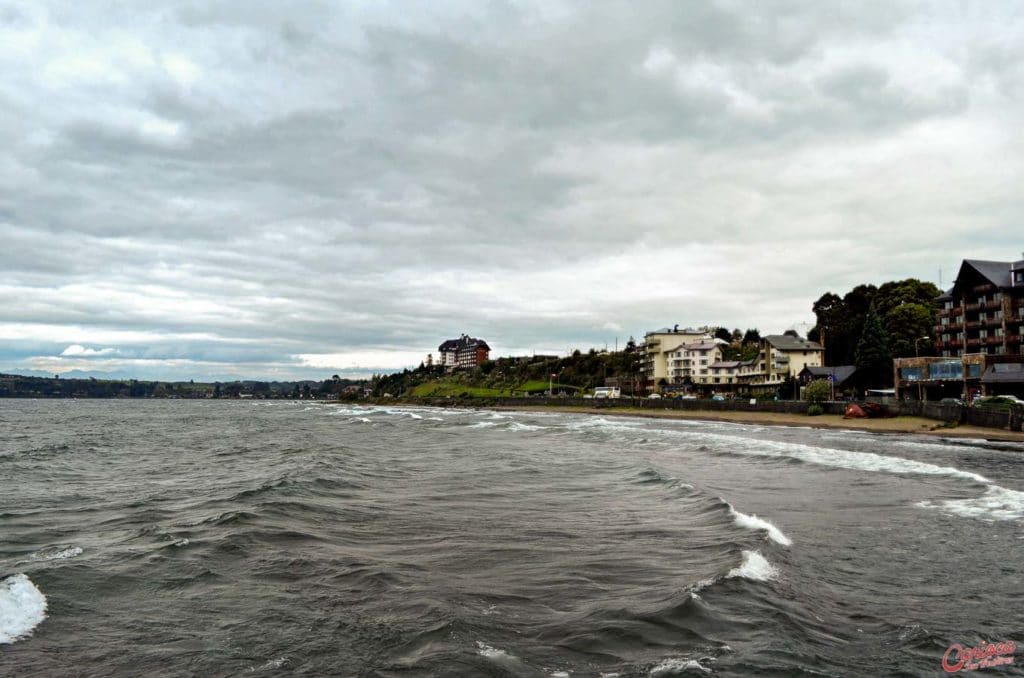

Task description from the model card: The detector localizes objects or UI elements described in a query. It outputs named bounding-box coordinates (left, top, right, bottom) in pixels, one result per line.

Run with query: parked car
left=939, top=397, right=964, bottom=406
left=711, top=394, right=726, bottom=401
left=648, top=393, right=661, bottom=399
left=680, top=394, right=697, bottom=400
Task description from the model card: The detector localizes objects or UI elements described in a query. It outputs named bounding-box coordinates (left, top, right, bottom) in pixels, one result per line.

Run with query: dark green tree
left=855, top=304, right=892, bottom=386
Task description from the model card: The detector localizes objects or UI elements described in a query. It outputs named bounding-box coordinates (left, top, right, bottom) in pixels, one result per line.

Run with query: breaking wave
left=0, top=574, right=47, bottom=644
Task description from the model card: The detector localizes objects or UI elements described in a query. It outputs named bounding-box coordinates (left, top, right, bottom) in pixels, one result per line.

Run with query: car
left=939, top=397, right=964, bottom=406
left=974, top=395, right=1024, bottom=409
left=680, top=394, right=697, bottom=400
left=711, top=394, right=726, bottom=401
left=648, top=393, right=661, bottom=399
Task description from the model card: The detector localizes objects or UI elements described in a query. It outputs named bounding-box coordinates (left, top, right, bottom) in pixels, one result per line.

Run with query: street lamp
left=915, top=335, right=930, bottom=401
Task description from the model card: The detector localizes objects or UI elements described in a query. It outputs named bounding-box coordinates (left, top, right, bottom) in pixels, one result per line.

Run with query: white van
left=593, top=387, right=621, bottom=399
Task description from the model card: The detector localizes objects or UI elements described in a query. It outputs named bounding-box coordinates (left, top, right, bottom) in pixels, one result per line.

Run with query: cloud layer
left=2, top=2, right=1023, bottom=379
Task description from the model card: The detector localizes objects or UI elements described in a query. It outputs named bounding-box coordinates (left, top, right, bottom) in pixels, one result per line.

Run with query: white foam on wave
left=918, top=485, right=1024, bottom=522
left=507, top=421, right=547, bottom=432
left=31, top=546, right=82, bottom=561
left=468, top=421, right=498, bottom=429
left=351, top=417, right=372, bottom=423
left=649, top=657, right=713, bottom=676
left=728, top=506, right=792, bottom=546
left=0, top=574, right=47, bottom=644
left=698, top=432, right=991, bottom=484
left=727, top=550, right=778, bottom=582
left=476, top=640, right=513, bottom=660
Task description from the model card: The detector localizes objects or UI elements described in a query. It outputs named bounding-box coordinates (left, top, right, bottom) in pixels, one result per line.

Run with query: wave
left=30, top=546, right=83, bottom=561
left=727, top=505, right=792, bottom=546
left=649, top=657, right=714, bottom=676
left=506, top=421, right=548, bottom=432
left=726, top=550, right=778, bottom=582
left=0, top=574, right=47, bottom=644
left=917, top=485, right=1024, bottom=521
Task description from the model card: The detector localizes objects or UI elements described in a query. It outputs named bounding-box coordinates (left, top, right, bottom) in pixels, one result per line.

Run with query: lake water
left=2, top=400, right=1022, bottom=676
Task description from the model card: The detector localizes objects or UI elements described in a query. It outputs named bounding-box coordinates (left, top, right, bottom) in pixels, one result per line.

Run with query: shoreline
left=475, top=404, right=1024, bottom=444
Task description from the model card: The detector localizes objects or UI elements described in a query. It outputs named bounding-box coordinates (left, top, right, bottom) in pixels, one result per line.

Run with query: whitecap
left=649, top=657, right=713, bottom=676
left=249, top=657, right=288, bottom=672
left=0, top=574, right=47, bottom=644
left=476, top=641, right=512, bottom=659
left=726, top=550, right=778, bottom=582
left=728, top=505, right=792, bottom=546
left=30, top=546, right=82, bottom=561
left=917, top=486, right=1024, bottom=521
left=507, top=422, right=547, bottom=432
left=468, top=422, right=498, bottom=429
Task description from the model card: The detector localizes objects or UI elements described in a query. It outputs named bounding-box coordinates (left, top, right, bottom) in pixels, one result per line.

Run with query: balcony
left=947, top=339, right=963, bottom=348
left=965, top=303, right=982, bottom=311
left=983, top=299, right=1003, bottom=310
left=965, top=321, right=983, bottom=329
left=985, top=336, right=1004, bottom=345
left=967, top=338, right=982, bottom=347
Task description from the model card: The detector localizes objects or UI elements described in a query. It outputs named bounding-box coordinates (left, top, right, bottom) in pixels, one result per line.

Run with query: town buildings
left=640, top=326, right=823, bottom=394
left=437, top=334, right=491, bottom=371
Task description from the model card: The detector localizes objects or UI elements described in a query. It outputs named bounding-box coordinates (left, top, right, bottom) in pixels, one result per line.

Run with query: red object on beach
left=844, top=403, right=867, bottom=419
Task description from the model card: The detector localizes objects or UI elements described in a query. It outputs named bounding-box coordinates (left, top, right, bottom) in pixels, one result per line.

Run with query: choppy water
left=2, top=400, right=1023, bottom=676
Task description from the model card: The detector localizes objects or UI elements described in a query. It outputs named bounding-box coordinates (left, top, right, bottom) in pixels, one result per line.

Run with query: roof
left=963, top=259, right=1013, bottom=288
left=438, top=335, right=490, bottom=352
left=764, top=335, right=824, bottom=351
left=800, top=365, right=857, bottom=386
left=709, top=361, right=741, bottom=369
left=980, top=363, right=1024, bottom=384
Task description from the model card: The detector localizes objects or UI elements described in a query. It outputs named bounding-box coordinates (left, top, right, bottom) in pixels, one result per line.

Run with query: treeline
left=0, top=373, right=367, bottom=399
left=370, top=345, right=648, bottom=397
left=809, top=278, right=940, bottom=386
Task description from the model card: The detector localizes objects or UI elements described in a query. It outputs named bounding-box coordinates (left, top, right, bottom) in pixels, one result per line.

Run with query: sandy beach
left=489, top=405, right=1024, bottom=444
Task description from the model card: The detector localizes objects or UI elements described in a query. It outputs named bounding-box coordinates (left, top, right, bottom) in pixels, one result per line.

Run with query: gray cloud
left=1, top=1, right=1023, bottom=379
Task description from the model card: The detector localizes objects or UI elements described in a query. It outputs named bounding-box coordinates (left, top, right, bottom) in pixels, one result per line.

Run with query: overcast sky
left=2, top=1, right=1022, bottom=381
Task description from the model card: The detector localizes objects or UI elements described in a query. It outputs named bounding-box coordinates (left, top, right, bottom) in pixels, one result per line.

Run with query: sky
left=2, top=1, right=1023, bottom=381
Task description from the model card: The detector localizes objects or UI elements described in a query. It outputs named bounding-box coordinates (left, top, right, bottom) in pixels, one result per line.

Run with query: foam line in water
left=918, top=486, right=1024, bottom=522
left=726, top=550, right=778, bottom=582
left=0, top=574, right=47, bottom=644
left=728, top=505, right=792, bottom=546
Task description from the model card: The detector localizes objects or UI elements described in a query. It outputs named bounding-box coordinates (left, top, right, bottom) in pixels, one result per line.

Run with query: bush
left=807, top=404, right=824, bottom=416
left=804, top=379, right=832, bottom=403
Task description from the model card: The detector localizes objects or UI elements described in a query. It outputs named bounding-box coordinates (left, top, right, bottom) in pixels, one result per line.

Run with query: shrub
left=804, top=379, right=832, bottom=403
left=807, top=404, right=824, bottom=416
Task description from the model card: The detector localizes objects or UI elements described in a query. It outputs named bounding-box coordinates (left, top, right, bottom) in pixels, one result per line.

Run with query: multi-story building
left=934, top=258, right=1024, bottom=358
left=893, top=256, right=1024, bottom=400
left=666, top=339, right=726, bottom=386
left=639, top=325, right=822, bottom=393
left=640, top=326, right=713, bottom=390
left=761, top=335, right=825, bottom=383
left=437, top=335, right=491, bottom=371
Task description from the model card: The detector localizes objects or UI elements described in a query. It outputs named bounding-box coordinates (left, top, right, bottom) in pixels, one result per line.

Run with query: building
left=761, top=334, right=824, bottom=383
left=666, top=339, right=726, bottom=386
left=893, top=257, right=1024, bottom=401
left=798, top=365, right=857, bottom=390
left=935, top=258, right=1024, bottom=358
left=640, top=326, right=714, bottom=390
left=640, top=325, right=822, bottom=394
left=437, top=334, right=491, bottom=371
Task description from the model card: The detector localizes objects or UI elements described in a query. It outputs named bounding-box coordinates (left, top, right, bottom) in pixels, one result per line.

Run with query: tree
left=855, top=304, right=892, bottom=386
left=884, top=302, right=934, bottom=358
left=804, top=379, right=832, bottom=403
left=742, top=328, right=761, bottom=345
left=624, top=336, right=637, bottom=353
left=714, top=327, right=732, bottom=342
